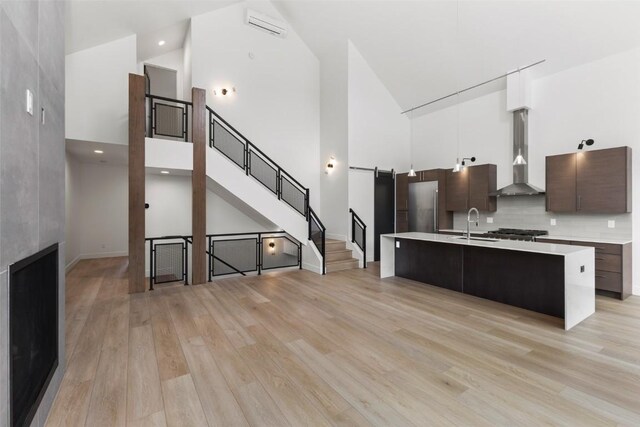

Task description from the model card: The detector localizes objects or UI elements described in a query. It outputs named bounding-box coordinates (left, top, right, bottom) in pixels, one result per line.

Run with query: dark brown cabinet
left=546, top=153, right=577, bottom=212
left=445, top=164, right=497, bottom=212
left=395, top=173, right=409, bottom=211
left=546, top=147, right=631, bottom=213
left=537, top=237, right=632, bottom=300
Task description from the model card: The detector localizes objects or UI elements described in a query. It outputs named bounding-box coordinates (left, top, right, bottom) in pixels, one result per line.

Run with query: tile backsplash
left=453, top=195, right=632, bottom=239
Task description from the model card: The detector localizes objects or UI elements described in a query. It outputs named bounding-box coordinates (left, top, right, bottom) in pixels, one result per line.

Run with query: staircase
left=325, top=239, right=359, bottom=273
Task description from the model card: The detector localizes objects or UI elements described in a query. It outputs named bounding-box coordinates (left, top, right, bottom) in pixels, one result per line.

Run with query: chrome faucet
left=467, top=207, right=479, bottom=241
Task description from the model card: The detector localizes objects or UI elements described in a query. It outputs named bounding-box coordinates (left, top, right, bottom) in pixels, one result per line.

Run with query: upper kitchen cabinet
left=577, top=147, right=631, bottom=213
left=546, top=147, right=631, bottom=213
left=445, top=164, right=497, bottom=212
left=468, top=164, right=497, bottom=212
left=546, top=153, right=577, bottom=212
left=396, top=172, right=409, bottom=212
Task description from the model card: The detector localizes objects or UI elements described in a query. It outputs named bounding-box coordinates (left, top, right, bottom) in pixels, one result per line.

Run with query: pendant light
left=408, top=110, right=417, bottom=177
left=513, top=149, right=527, bottom=165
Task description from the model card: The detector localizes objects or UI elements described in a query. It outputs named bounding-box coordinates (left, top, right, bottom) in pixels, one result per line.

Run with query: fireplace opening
left=9, top=243, right=59, bottom=427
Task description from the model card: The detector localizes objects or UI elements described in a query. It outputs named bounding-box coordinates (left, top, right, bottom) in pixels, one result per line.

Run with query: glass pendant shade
left=453, top=158, right=462, bottom=173
left=408, top=165, right=417, bottom=177
left=513, top=149, right=527, bottom=165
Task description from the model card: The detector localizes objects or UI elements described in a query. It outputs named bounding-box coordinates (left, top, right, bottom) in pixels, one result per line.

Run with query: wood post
left=191, top=87, right=207, bottom=284
left=128, top=74, right=146, bottom=293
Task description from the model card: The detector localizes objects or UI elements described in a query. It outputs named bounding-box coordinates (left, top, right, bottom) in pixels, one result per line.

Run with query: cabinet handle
left=595, top=275, right=606, bottom=278
left=595, top=257, right=605, bottom=260
left=577, top=195, right=581, bottom=210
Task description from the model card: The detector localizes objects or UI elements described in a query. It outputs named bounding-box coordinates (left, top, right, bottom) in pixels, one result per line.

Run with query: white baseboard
left=65, top=251, right=128, bottom=272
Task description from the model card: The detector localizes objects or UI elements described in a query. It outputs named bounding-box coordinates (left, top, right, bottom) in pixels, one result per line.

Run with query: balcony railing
left=146, top=94, right=192, bottom=142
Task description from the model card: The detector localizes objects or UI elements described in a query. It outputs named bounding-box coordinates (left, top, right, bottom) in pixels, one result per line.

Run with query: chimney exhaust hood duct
left=491, top=109, right=545, bottom=197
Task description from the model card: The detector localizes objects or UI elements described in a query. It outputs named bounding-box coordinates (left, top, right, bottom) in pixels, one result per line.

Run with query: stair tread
left=325, top=248, right=352, bottom=254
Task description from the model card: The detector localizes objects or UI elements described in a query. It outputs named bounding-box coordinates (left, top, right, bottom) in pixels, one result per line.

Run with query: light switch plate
left=608, top=220, right=615, bottom=228
left=396, top=241, right=400, bottom=248
left=26, top=89, right=33, bottom=115
left=486, top=217, right=493, bottom=224
left=550, top=218, right=557, bottom=226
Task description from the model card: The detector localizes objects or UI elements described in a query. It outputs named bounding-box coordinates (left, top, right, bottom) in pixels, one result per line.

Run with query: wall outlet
left=26, top=89, right=33, bottom=115
left=395, top=241, right=400, bottom=248
left=550, top=218, right=557, bottom=226
left=608, top=220, right=615, bottom=228
left=486, top=217, right=493, bottom=224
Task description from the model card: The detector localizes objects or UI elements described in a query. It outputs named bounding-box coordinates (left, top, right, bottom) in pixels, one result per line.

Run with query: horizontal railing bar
left=146, top=93, right=193, bottom=106
left=146, top=235, right=191, bottom=241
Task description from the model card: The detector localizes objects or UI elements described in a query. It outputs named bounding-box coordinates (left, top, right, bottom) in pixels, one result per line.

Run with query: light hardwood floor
left=46, top=257, right=640, bottom=426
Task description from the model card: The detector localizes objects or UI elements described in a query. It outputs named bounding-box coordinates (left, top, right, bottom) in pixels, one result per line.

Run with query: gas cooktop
left=483, top=228, right=549, bottom=241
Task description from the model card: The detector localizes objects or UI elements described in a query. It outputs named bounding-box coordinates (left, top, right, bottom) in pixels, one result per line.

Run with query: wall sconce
left=213, top=87, right=236, bottom=97
left=325, top=156, right=336, bottom=174
left=268, top=240, right=276, bottom=255
left=577, top=139, right=594, bottom=150
left=453, top=156, right=475, bottom=172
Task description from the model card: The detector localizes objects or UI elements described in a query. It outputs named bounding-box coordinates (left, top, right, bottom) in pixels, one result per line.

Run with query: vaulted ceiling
left=273, top=0, right=640, bottom=111
left=66, top=1, right=640, bottom=112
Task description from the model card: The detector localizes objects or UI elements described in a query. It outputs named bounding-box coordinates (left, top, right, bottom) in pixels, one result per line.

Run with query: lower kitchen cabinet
left=537, top=237, right=631, bottom=300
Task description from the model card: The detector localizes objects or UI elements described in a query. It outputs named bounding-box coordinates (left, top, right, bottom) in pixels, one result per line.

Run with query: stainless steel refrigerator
left=408, top=181, right=438, bottom=233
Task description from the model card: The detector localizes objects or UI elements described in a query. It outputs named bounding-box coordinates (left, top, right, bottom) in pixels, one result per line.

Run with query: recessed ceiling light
left=161, top=170, right=170, bottom=174
left=94, top=150, right=104, bottom=154
left=158, top=40, right=165, bottom=46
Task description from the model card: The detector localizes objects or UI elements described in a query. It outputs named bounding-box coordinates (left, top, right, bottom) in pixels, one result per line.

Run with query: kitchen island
left=380, top=232, right=595, bottom=330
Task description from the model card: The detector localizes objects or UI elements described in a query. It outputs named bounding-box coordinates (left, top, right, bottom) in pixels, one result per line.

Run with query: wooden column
left=128, top=74, right=146, bottom=293
left=191, top=87, right=207, bottom=284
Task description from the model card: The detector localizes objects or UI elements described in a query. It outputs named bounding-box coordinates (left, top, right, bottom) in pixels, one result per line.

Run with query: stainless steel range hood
left=491, top=109, right=545, bottom=197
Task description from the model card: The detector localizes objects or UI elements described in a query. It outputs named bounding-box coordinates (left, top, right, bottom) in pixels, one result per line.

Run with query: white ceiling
left=66, top=1, right=640, bottom=113
left=65, top=0, right=239, bottom=60
left=273, top=0, right=640, bottom=112
left=66, top=139, right=129, bottom=165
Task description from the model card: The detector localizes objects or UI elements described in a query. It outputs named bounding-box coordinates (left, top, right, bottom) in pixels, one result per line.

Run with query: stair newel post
left=363, top=225, right=367, bottom=269
left=149, top=239, right=154, bottom=291
left=184, top=237, right=189, bottom=285
left=257, top=233, right=262, bottom=275
left=207, top=235, right=212, bottom=282
left=322, top=229, right=326, bottom=275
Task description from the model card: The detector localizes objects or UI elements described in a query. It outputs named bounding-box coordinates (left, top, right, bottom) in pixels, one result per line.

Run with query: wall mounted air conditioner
left=245, top=9, right=288, bottom=39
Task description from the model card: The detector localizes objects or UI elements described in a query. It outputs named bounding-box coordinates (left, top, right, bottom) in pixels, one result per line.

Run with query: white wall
left=319, top=42, right=349, bottom=239
left=183, top=25, right=192, bottom=102
left=65, top=35, right=137, bottom=145
left=190, top=1, right=321, bottom=210
left=65, top=159, right=129, bottom=268
left=140, top=48, right=185, bottom=100
left=411, top=47, right=640, bottom=294
left=64, top=154, right=82, bottom=267
left=347, top=41, right=410, bottom=259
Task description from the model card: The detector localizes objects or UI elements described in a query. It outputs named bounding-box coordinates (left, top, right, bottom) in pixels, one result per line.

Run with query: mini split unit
left=245, top=9, right=288, bottom=38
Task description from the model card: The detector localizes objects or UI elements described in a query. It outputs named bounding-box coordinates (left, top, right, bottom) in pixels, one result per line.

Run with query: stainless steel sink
left=450, top=236, right=500, bottom=243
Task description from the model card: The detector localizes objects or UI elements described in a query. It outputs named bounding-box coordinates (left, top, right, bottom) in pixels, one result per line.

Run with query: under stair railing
left=207, top=231, right=302, bottom=280
left=349, top=208, right=367, bottom=268
left=146, top=235, right=190, bottom=290
left=308, top=208, right=326, bottom=275
left=207, top=106, right=310, bottom=218
left=145, top=94, right=192, bottom=142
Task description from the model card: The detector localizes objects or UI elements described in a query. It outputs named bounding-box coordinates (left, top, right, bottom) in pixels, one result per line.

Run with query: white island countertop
left=382, top=232, right=592, bottom=256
